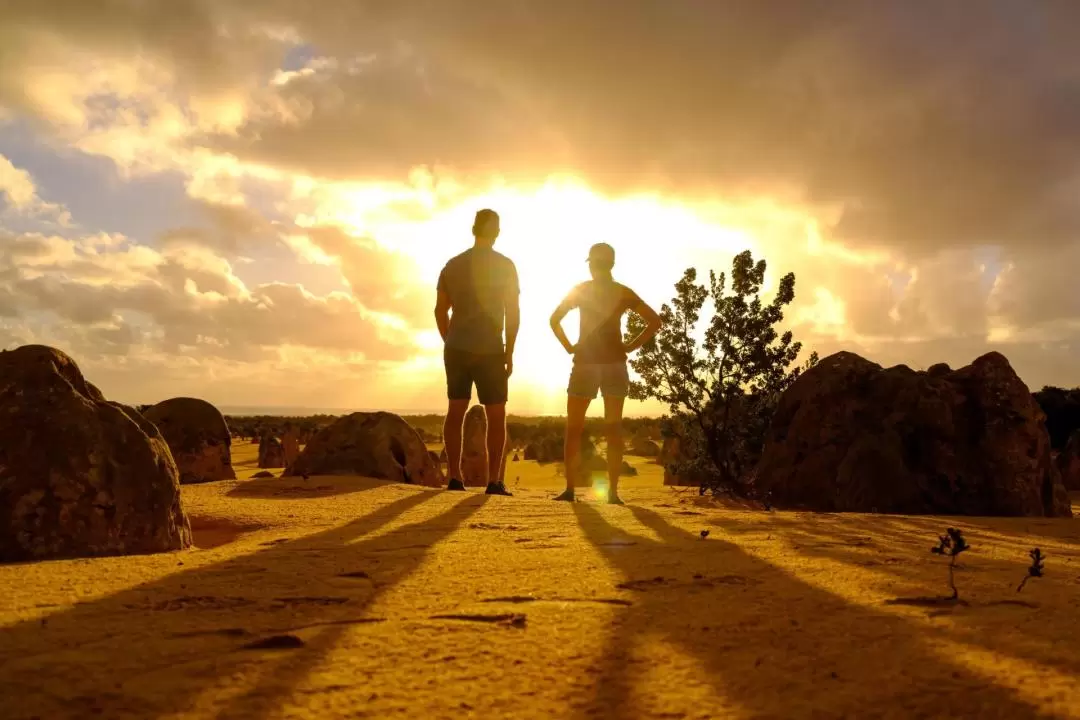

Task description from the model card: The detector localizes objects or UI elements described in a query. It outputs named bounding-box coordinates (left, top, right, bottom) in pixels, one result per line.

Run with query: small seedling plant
left=930, top=527, right=970, bottom=600
left=1016, top=548, right=1045, bottom=593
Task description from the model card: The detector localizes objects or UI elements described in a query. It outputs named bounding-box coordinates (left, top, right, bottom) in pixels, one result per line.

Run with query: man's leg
left=483, top=403, right=510, bottom=493
left=443, top=347, right=472, bottom=491
left=477, top=353, right=512, bottom=495
left=603, top=394, right=626, bottom=504
left=443, top=400, right=469, bottom=489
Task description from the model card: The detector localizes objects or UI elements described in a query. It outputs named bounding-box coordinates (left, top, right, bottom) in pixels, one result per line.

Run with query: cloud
left=0, top=229, right=416, bottom=364
left=1, top=1, right=1079, bottom=407
left=0, top=154, right=39, bottom=209
left=0, top=153, right=69, bottom=222
left=158, top=199, right=277, bottom=254
left=197, top=52, right=548, bottom=184
left=300, top=225, right=431, bottom=324
left=7, top=2, right=1080, bottom=256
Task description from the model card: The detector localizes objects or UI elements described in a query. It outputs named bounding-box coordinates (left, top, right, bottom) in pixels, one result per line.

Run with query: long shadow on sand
left=573, top=502, right=1060, bottom=719
left=225, top=474, right=391, bottom=500
left=712, top=510, right=1080, bottom=685
left=1, top=488, right=488, bottom=719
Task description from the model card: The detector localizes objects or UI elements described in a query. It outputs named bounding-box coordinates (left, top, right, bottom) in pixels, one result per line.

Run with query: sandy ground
left=3, top=442, right=1080, bottom=720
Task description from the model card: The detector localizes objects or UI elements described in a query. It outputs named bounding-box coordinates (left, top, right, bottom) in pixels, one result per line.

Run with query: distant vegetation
left=1032, top=386, right=1080, bottom=450
left=214, top=411, right=664, bottom=453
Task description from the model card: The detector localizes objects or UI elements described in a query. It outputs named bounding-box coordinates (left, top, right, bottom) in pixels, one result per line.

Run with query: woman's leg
left=558, top=394, right=592, bottom=499
left=603, top=394, right=625, bottom=503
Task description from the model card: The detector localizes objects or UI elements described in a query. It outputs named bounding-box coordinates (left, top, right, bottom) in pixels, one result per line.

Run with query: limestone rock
left=660, top=436, right=697, bottom=486
left=573, top=454, right=607, bottom=487
left=462, top=405, right=489, bottom=486
left=630, top=438, right=660, bottom=457
left=428, top=450, right=445, bottom=484
left=927, top=362, right=952, bottom=378
left=460, top=406, right=510, bottom=485
left=0, top=345, right=191, bottom=562
left=281, top=427, right=301, bottom=469
left=1057, top=430, right=1080, bottom=491
left=524, top=435, right=561, bottom=463
left=143, top=397, right=236, bottom=484
left=285, top=412, right=439, bottom=486
left=251, top=471, right=275, bottom=479
left=258, top=435, right=285, bottom=469
left=755, top=351, right=1071, bottom=516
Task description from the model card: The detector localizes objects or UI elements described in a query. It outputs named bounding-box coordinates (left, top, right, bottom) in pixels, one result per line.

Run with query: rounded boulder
left=258, top=435, right=285, bottom=469
left=143, top=397, right=236, bottom=484
left=285, top=412, right=440, bottom=486
left=0, top=345, right=191, bottom=562
left=755, top=351, right=1071, bottom=516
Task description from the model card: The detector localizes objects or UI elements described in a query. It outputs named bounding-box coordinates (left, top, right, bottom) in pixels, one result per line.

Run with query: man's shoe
left=485, top=481, right=513, bottom=496
left=553, top=489, right=575, bottom=502
left=447, top=478, right=467, bottom=491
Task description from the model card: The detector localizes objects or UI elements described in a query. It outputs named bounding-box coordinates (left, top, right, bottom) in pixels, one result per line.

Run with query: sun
left=326, top=176, right=759, bottom=411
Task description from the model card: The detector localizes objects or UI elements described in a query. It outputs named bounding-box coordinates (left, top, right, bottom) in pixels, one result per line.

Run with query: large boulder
left=285, top=412, right=440, bottom=486
left=755, top=351, right=1071, bottom=516
left=258, top=435, right=285, bottom=469
left=0, top=345, right=191, bottom=562
left=142, top=397, right=236, bottom=484
left=1057, top=430, right=1080, bottom=491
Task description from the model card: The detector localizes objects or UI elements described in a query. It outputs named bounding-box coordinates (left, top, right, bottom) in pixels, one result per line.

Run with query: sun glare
left=319, top=176, right=765, bottom=410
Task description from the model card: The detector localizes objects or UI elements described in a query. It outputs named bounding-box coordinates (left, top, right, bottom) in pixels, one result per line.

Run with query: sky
left=1, top=1, right=1079, bottom=416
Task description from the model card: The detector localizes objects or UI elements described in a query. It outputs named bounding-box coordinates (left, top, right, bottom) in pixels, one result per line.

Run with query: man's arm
left=505, top=274, right=520, bottom=355
left=503, top=262, right=521, bottom=376
left=623, top=289, right=662, bottom=353
left=434, top=269, right=452, bottom=341
left=549, top=286, right=579, bottom=355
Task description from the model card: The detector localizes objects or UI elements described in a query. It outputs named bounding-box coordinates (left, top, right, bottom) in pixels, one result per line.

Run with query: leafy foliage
left=625, top=250, right=817, bottom=496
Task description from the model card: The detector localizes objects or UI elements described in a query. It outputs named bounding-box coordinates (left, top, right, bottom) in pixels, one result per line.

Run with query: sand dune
left=2, top=443, right=1079, bottom=719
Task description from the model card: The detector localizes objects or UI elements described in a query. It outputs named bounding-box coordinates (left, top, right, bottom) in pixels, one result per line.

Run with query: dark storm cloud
left=6, top=1, right=1080, bottom=254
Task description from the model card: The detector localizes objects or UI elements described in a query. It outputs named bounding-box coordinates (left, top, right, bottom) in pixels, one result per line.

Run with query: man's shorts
left=568, top=362, right=630, bottom=399
left=444, top=347, right=508, bottom=405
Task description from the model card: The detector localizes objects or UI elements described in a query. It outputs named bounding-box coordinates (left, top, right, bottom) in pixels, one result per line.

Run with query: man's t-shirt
left=564, top=280, right=643, bottom=364
left=438, top=247, right=519, bottom=355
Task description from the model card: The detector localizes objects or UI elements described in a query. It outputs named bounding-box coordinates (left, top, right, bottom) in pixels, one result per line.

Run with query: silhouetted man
left=434, top=209, right=519, bottom=495
left=550, top=242, right=662, bottom=504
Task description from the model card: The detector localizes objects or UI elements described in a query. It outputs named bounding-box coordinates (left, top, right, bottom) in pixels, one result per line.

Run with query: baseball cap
left=587, top=242, right=615, bottom=268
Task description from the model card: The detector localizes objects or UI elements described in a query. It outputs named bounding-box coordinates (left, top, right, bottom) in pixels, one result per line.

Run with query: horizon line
left=189, top=404, right=663, bottom=418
